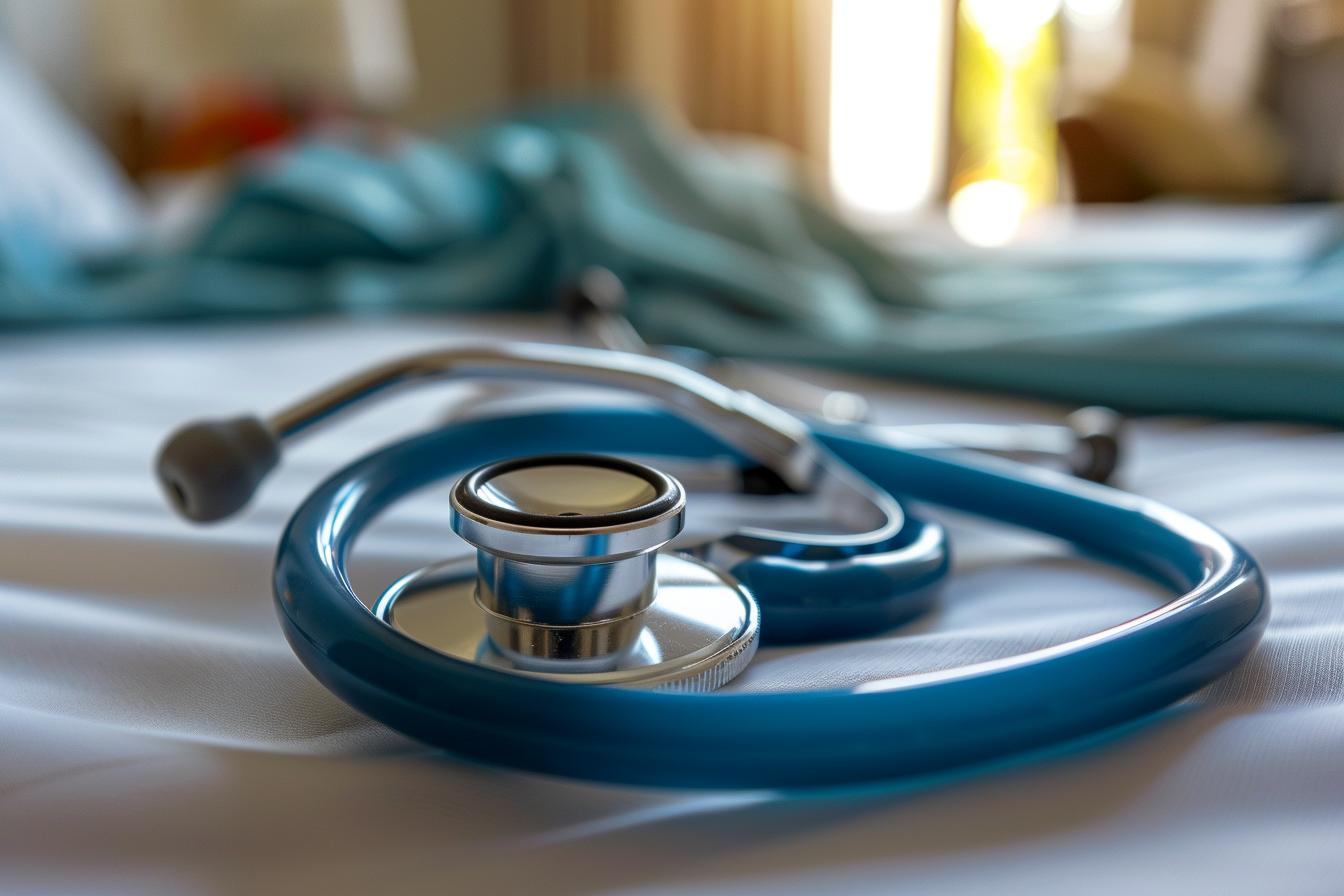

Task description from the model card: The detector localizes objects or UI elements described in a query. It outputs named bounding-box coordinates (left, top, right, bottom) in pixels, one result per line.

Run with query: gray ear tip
left=1066, top=406, right=1125, bottom=484
left=155, top=415, right=279, bottom=522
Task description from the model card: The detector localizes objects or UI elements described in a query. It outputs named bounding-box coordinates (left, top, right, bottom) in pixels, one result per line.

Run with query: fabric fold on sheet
left=1, top=96, right=1343, bottom=422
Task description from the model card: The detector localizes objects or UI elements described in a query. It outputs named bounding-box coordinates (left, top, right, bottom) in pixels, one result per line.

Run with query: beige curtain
left=502, top=0, right=830, bottom=163
left=83, top=0, right=833, bottom=172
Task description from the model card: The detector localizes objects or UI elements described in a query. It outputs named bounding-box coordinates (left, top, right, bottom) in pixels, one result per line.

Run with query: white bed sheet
left=1, top=316, right=1342, bottom=895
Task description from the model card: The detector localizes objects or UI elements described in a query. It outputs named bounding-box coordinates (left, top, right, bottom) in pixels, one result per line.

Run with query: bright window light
left=829, top=0, right=952, bottom=217
left=948, top=0, right=1062, bottom=247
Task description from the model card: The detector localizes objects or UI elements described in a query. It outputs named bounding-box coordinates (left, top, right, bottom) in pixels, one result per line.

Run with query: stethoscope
left=155, top=339, right=1267, bottom=789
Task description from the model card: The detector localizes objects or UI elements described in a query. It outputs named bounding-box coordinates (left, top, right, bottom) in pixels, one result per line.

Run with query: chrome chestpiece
left=374, top=454, right=760, bottom=691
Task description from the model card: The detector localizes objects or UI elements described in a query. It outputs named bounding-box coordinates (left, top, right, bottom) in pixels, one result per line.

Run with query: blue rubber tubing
left=274, top=407, right=1268, bottom=789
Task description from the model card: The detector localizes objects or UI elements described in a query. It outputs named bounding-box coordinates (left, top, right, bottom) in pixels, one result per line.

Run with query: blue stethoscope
left=156, top=341, right=1267, bottom=789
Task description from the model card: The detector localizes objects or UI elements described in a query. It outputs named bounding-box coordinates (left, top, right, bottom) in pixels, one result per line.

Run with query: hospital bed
left=1, top=314, right=1339, bottom=895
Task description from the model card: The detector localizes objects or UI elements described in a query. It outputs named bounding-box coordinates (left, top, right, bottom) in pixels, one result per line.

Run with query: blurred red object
left=153, top=80, right=294, bottom=171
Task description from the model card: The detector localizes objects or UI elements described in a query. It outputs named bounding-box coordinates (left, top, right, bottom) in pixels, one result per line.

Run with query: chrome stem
left=562, top=266, right=871, bottom=423
left=266, top=341, right=820, bottom=493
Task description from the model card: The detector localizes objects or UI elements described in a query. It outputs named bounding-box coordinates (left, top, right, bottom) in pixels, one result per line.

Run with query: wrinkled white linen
left=1, top=316, right=1342, bottom=895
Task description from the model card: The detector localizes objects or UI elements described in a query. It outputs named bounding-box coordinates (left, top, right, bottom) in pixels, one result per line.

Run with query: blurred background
left=7, top=0, right=1342, bottom=249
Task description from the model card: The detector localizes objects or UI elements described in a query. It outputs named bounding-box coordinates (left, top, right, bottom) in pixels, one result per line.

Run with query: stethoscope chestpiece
left=452, top=453, right=684, bottom=668
left=377, top=453, right=760, bottom=691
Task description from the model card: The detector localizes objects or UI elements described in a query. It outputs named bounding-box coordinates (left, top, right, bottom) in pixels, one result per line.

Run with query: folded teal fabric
left=6, top=98, right=1343, bottom=423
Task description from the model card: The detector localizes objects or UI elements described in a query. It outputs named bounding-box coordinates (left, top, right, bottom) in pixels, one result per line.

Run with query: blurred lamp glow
left=1064, top=0, right=1124, bottom=25
left=339, top=0, right=415, bottom=109
left=963, top=0, right=1063, bottom=58
left=829, top=0, right=951, bottom=216
left=1063, top=0, right=1130, bottom=91
left=948, top=180, right=1028, bottom=247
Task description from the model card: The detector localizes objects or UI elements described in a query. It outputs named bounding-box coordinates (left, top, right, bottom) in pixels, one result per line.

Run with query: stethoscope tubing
left=274, top=406, right=1266, bottom=789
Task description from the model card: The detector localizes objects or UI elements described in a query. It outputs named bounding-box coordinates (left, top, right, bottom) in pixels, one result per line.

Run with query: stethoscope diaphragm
left=375, top=453, right=759, bottom=691
left=376, top=554, right=758, bottom=692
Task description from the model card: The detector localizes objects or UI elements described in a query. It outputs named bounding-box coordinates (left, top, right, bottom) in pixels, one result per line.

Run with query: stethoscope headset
left=156, top=325, right=1267, bottom=789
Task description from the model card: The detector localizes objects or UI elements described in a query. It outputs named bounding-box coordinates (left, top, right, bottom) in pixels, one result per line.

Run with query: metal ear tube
left=156, top=341, right=940, bottom=647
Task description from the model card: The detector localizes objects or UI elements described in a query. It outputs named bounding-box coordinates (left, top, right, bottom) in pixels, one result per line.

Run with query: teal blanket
left=8, top=100, right=1344, bottom=423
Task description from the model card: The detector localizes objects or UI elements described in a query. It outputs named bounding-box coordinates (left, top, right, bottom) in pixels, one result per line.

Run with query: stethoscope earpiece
left=156, top=415, right=278, bottom=522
